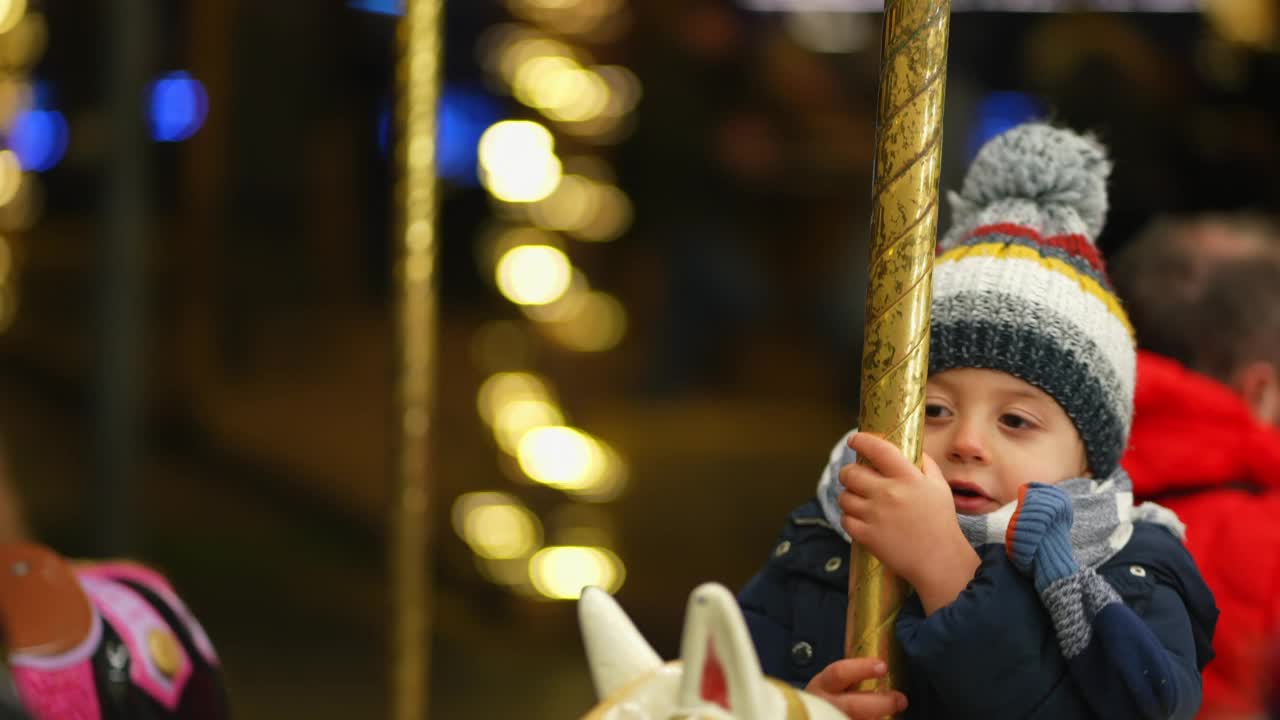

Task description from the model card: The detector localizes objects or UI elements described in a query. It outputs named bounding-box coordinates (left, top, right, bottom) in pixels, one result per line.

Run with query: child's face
left=923, top=368, right=1088, bottom=515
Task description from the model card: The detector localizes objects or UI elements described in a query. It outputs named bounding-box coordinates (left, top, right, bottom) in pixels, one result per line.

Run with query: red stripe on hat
left=961, top=223, right=1106, bottom=274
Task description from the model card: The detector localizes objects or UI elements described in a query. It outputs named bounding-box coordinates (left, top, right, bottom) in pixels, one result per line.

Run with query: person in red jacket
left=1113, top=213, right=1280, bottom=718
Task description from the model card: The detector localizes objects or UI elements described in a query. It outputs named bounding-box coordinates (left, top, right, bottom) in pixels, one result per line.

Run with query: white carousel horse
left=578, top=582, right=845, bottom=719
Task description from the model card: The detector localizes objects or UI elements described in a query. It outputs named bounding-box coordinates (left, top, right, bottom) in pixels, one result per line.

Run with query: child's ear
left=1231, top=360, right=1280, bottom=426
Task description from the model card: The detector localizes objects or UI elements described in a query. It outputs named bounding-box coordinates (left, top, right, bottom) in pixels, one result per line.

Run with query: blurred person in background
left=1114, top=213, right=1280, bottom=719
left=0, top=444, right=24, bottom=543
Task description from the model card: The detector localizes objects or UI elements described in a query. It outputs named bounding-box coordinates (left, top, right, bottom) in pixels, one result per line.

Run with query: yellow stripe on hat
left=938, top=242, right=1134, bottom=337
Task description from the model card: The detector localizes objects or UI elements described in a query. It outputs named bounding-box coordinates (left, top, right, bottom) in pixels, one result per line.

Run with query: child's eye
left=925, top=403, right=951, bottom=419
left=999, top=413, right=1035, bottom=430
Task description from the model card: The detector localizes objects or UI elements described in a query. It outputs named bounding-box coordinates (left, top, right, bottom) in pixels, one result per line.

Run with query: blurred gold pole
left=391, top=1, right=443, bottom=719
left=846, top=0, right=951, bottom=696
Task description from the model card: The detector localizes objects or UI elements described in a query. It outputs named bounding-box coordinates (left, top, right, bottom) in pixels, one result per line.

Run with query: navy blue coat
left=739, top=500, right=1218, bottom=719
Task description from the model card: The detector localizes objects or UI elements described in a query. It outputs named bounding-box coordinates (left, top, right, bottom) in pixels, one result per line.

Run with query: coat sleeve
left=738, top=565, right=797, bottom=683
left=895, top=545, right=1093, bottom=718
left=1057, top=574, right=1202, bottom=719
left=896, top=545, right=1202, bottom=719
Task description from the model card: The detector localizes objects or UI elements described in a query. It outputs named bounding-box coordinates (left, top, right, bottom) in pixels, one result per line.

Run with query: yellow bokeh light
left=566, top=442, right=627, bottom=503
left=478, top=120, right=563, bottom=203
left=495, top=244, right=573, bottom=306
left=0, top=12, right=45, bottom=68
left=0, top=0, right=27, bottom=36
left=521, top=268, right=589, bottom=323
left=0, top=76, right=31, bottom=128
left=543, top=291, right=627, bottom=352
left=476, top=371, right=554, bottom=426
left=464, top=504, right=542, bottom=560
left=498, top=36, right=577, bottom=84
left=529, top=545, right=624, bottom=600
left=527, top=545, right=622, bottom=597
left=493, top=398, right=564, bottom=454
left=0, top=168, right=39, bottom=231
left=512, top=56, right=611, bottom=124
left=543, top=69, right=610, bottom=123
left=571, top=184, right=633, bottom=242
left=0, top=151, right=22, bottom=208
left=452, top=491, right=543, bottom=561
left=529, top=174, right=597, bottom=233
left=595, top=65, right=643, bottom=118
left=517, top=426, right=602, bottom=490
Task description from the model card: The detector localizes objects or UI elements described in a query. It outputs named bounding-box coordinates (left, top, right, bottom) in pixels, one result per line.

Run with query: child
left=739, top=124, right=1218, bottom=719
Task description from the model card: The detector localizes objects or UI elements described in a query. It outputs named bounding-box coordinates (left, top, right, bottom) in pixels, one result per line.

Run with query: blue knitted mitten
left=1005, top=483, right=1079, bottom=593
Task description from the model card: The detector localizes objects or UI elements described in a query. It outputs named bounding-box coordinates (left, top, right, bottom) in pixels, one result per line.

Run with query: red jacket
left=1124, top=351, right=1280, bottom=718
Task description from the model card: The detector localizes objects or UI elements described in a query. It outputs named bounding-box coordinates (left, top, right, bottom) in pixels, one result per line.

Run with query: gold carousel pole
left=391, top=1, right=444, bottom=719
left=846, top=0, right=952, bottom=696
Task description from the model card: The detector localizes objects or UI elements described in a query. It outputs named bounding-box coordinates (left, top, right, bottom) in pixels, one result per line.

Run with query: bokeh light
left=967, top=91, right=1043, bottom=161
left=476, top=371, right=555, bottom=426
left=517, top=426, right=598, bottom=489
left=452, top=491, right=543, bottom=561
left=477, top=120, right=563, bottom=202
left=0, top=150, right=23, bottom=207
left=0, top=0, right=26, bottom=35
left=9, top=109, right=67, bottom=172
left=529, top=174, right=597, bottom=232
left=564, top=441, right=627, bottom=502
left=570, top=183, right=632, bottom=242
left=494, top=244, right=573, bottom=306
left=541, top=290, right=627, bottom=352
left=148, top=71, right=209, bottom=142
left=529, top=545, right=624, bottom=600
left=0, top=12, right=46, bottom=68
left=0, top=77, right=32, bottom=129
left=595, top=65, right=643, bottom=118
left=493, top=398, right=565, bottom=454
left=520, top=268, right=589, bottom=323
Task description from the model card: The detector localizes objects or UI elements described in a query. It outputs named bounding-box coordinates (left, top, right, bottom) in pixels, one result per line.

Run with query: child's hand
left=838, top=432, right=979, bottom=613
left=804, top=657, right=907, bottom=719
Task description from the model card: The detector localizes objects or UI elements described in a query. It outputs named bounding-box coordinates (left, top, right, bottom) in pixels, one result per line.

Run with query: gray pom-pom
left=949, top=123, right=1112, bottom=244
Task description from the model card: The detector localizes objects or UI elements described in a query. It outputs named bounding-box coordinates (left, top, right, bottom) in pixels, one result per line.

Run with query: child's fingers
left=841, top=515, right=872, bottom=544
left=828, top=690, right=909, bottom=719
left=807, top=657, right=887, bottom=692
left=921, top=452, right=946, bottom=485
left=838, top=463, right=885, bottom=496
left=849, top=432, right=919, bottom=480
left=837, top=491, right=871, bottom=520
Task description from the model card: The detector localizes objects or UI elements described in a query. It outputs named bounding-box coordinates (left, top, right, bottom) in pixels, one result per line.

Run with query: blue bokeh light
left=377, top=85, right=502, bottom=185
left=347, top=0, right=404, bottom=16
left=148, top=71, right=209, bottom=143
left=9, top=109, right=69, bottom=172
left=967, top=92, right=1044, bottom=160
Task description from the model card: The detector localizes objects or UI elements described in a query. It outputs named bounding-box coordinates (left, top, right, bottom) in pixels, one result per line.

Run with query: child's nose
left=947, top=421, right=989, bottom=464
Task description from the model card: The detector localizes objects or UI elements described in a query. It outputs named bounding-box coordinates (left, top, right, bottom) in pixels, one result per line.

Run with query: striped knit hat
left=931, top=123, right=1135, bottom=477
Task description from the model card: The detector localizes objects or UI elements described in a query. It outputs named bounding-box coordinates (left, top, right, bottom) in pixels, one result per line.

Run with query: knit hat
left=930, top=123, right=1135, bottom=477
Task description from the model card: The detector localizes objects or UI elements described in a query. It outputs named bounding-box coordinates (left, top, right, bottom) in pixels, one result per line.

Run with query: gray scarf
left=815, top=431, right=1185, bottom=569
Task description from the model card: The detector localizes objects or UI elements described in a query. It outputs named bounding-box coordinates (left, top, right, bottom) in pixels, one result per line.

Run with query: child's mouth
left=949, top=481, right=994, bottom=513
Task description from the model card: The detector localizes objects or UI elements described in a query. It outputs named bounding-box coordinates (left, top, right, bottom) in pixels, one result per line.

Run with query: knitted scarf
left=815, top=431, right=1186, bottom=570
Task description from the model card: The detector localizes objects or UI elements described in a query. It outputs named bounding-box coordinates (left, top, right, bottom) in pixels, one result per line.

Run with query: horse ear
left=700, top=641, right=728, bottom=710
left=578, top=586, right=662, bottom=700
left=676, top=583, right=769, bottom=719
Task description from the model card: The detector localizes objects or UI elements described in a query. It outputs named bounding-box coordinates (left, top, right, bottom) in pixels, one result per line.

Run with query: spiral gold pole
left=846, top=0, right=951, bottom=697
left=391, top=1, right=444, bottom=719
